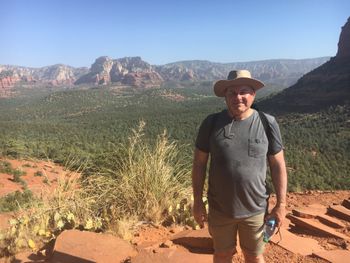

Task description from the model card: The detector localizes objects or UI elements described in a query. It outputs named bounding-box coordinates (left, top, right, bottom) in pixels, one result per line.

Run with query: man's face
left=224, top=85, right=256, bottom=117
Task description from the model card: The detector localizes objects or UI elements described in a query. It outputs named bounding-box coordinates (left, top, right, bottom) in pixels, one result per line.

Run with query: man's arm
left=192, top=148, right=209, bottom=228
left=267, top=150, right=288, bottom=228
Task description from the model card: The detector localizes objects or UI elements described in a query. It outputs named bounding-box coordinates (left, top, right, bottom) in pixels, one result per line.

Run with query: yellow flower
left=85, top=218, right=93, bottom=230
left=66, top=212, right=75, bottom=222
left=28, top=239, right=36, bottom=250
left=38, top=229, right=46, bottom=236
left=9, top=219, right=18, bottom=226
left=33, top=225, right=40, bottom=235
left=54, top=212, right=61, bottom=222
left=56, top=220, right=64, bottom=229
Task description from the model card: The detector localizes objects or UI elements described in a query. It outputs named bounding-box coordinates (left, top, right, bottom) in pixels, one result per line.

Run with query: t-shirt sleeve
left=195, top=114, right=215, bottom=153
left=266, top=116, right=284, bottom=155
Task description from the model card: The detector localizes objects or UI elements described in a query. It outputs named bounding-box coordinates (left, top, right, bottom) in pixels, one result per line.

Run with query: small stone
left=160, top=240, right=173, bottom=248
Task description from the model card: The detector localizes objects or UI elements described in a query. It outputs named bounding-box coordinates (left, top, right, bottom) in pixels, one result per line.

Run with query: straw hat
left=214, top=70, right=265, bottom=97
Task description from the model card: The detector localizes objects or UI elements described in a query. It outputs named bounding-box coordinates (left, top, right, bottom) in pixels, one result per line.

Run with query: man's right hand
left=192, top=199, right=207, bottom=228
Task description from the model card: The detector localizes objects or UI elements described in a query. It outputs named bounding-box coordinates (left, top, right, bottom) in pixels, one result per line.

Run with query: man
left=192, top=70, right=287, bottom=263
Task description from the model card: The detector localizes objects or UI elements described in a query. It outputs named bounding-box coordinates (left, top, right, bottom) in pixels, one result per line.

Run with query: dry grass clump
left=84, top=121, right=192, bottom=225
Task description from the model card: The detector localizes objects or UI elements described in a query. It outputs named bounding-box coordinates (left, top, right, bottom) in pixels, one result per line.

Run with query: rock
left=76, top=56, right=163, bottom=87
left=287, top=214, right=349, bottom=240
left=336, top=17, right=350, bottom=58
left=0, top=64, right=88, bottom=91
left=292, top=204, right=327, bottom=218
left=270, top=227, right=324, bottom=256
left=159, top=240, right=174, bottom=248
left=313, top=249, right=350, bottom=263
left=328, top=205, right=350, bottom=222
left=50, top=230, right=137, bottom=263
left=131, top=248, right=212, bottom=263
left=170, top=228, right=213, bottom=253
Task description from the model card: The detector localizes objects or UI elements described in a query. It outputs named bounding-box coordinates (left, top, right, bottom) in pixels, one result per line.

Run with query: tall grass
left=84, top=121, right=192, bottom=224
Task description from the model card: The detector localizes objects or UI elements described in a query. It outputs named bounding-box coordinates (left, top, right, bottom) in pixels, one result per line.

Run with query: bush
left=34, top=171, right=43, bottom=177
left=0, top=190, right=36, bottom=212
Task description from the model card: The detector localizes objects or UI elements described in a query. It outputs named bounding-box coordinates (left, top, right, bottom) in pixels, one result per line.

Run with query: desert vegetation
left=0, top=86, right=348, bottom=190
left=0, top=85, right=349, bottom=256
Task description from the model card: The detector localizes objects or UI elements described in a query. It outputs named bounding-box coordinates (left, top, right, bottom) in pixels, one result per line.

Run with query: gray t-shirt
left=195, top=109, right=283, bottom=218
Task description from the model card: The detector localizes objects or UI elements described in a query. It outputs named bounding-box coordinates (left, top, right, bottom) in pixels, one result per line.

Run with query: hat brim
left=214, top=78, right=265, bottom=97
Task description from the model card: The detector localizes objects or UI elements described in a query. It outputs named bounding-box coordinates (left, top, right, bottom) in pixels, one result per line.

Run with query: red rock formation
left=0, top=76, right=20, bottom=89
left=123, top=71, right=163, bottom=87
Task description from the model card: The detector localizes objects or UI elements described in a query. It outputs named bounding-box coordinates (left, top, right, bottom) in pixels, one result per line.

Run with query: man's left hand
left=266, top=205, right=286, bottom=228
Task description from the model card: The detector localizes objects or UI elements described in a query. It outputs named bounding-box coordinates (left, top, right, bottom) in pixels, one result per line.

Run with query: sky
left=0, top=0, right=349, bottom=68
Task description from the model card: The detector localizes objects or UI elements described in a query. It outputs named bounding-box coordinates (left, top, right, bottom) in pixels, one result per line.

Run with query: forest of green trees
left=0, top=85, right=349, bottom=191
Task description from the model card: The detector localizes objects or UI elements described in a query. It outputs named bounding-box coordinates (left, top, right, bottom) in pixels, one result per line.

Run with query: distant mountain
left=74, top=56, right=329, bottom=88
left=0, top=56, right=330, bottom=93
left=258, top=17, right=350, bottom=113
left=158, top=57, right=330, bottom=85
left=0, top=64, right=88, bottom=89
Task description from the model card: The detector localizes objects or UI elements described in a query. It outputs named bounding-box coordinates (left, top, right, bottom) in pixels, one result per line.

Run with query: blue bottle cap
left=267, top=218, right=276, bottom=226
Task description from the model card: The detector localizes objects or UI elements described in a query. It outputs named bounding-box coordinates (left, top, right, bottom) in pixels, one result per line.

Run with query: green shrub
left=0, top=190, right=36, bottom=212
left=34, top=171, right=43, bottom=177
left=0, top=161, right=12, bottom=174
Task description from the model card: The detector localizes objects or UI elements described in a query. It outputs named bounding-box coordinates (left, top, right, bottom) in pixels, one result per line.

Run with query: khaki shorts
left=208, top=208, right=265, bottom=256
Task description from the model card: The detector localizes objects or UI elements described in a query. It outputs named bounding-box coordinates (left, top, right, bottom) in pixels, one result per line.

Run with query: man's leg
left=214, top=249, right=236, bottom=263
left=238, top=212, right=266, bottom=263
left=242, top=251, right=265, bottom=263
left=208, top=208, right=238, bottom=263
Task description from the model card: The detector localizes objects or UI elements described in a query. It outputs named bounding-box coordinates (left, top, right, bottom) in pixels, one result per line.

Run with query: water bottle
left=263, top=218, right=276, bottom=242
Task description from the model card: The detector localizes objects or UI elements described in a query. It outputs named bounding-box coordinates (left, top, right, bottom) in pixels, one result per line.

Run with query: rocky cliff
left=258, top=17, right=350, bottom=113
left=0, top=64, right=88, bottom=90
left=336, top=17, right=350, bottom=58
left=75, top=56, right=163, bottom=87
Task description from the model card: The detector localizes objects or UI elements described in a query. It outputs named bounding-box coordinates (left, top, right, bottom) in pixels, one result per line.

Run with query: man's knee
left=242, top=250, right=265, bottom=263
left=213, top=249, right=236, bottom=263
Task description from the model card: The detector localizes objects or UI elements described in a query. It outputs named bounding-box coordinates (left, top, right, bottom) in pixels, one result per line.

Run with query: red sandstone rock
left=313, top=249, right=350, bottom=263
left=287, top=214, right=349, bottom=240
left=170, top=228, right=213, bottom=253
left=328, top=205, right=350, bottom=222
left=50, top=230, right=137, bottom=263
left=131, top=248, right=212, bottom=263
left=342, top=199, right=350, bottom=209
left=270, top=227, right=324, bottom=256
left=316, top=214, right=346, bottom=229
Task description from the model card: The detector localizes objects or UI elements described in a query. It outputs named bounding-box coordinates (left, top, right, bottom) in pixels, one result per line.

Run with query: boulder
left=50, top=230, right=137, bottom=263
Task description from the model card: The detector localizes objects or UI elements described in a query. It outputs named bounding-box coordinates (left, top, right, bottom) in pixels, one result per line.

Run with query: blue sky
left=0, top=0, right=349, bottom=67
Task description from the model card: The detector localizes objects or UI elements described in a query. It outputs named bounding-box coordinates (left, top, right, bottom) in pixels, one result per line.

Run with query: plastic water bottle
left=263, top=218, right=276, bottom=242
